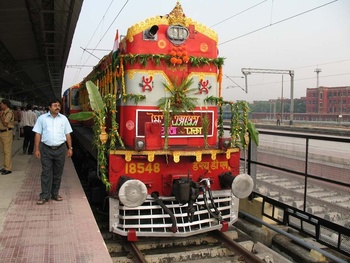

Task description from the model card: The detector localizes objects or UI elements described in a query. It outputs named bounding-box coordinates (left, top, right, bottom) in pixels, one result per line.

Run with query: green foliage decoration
left=113, top=54, right=225, bottom=69
left=204, top=96, right=259, bottom=148
left=201, top=112, right=210, bottom=149
left=122, top=93, right=146, bottom=105
left=69, top=81, right=126, bottom=190
left=205, top=96, right=224, bottom=138
left=158, top=77, right=198, bottom=115
left=104, top=94, right=125, bottom=150
left=158, top=77, right=198, bottom=149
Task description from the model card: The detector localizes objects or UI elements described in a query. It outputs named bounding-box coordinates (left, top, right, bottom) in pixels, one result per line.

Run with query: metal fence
left=244, top=128, right=350, bottom=257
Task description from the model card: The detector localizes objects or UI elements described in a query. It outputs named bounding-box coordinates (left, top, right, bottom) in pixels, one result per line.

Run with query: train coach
left=63, top=2, right=258, bottom=241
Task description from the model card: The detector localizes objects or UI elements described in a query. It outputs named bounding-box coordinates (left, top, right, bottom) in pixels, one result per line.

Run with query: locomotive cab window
left=72, top=89, right=80, bottom=106
left=167, top=25, right=189, bottom=45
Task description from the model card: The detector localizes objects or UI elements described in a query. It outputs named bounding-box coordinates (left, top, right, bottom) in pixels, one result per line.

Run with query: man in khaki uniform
left=0, top=99, right=14, bottom=175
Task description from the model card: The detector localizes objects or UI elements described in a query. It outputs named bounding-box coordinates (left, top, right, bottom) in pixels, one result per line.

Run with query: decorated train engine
left=66, top=2, right=257, bottom=240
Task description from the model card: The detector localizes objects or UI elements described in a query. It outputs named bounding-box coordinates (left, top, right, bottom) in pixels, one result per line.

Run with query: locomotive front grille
left=110, top=190, right=239, bottom=237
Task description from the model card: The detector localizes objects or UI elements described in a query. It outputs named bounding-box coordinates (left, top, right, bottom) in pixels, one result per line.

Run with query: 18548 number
left=125, top=162, right=160, bottom=174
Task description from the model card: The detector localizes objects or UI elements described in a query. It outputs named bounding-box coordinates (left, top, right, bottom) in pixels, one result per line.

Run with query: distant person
left=33, top=98, right=73, bottom=205
left=21, top=104, right=37, bottom=155
left=276, top=114, right=281, bottom=126
left=13, top=106, right=21, bottom=140
left=19, top=106, right=25, bottom=137
left=33, top=106, right=41, bottom=119
left=0, top=99, right=14, bottom=175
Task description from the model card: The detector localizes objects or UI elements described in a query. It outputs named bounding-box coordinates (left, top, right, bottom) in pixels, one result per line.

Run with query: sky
left=62, top=0, right=350, bottom=102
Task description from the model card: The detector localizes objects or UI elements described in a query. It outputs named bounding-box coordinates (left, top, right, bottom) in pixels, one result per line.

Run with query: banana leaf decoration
left=69, top=111, right=93, bottom=121
left=86, top=81, right=104, bottom=114
left=247, top=120, right=259, bottom=146
left=69, top=81, right=104, bottom=121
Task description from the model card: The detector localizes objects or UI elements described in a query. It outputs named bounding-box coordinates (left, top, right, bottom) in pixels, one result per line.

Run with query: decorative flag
left=113, top=30, right=119, bottom=53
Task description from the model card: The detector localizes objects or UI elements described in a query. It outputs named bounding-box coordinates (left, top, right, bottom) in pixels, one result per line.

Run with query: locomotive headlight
left=222, top=139, right=231, bottom=149
left=118, top=179, right=148, bottom=207
left=231, top=173, right=254, bottom=199
left=219, top=172, right=254, bottom=199
left=135, top=139, right=145, bottom=151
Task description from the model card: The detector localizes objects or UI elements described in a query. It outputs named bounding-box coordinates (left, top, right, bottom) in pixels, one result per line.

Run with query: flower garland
left=115, top=56, right=123, bottom=78
left=217, top=67, right=223, bottom=98
left=114, top=53, right=225, bottom=69
left=230, top=101, right=250, bottom=148
left=204, top=96, right=258, bottom=148
left=91, top=107, right=111, bottom=189
left=205, top=96, right=224, bottom=138
left=104, top=94, right=125, bottom=150
left=201, top=112, right=210, bottom=148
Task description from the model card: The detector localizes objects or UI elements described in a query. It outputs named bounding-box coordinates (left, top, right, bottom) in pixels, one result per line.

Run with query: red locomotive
left=65, top=2, right=257, bottom=240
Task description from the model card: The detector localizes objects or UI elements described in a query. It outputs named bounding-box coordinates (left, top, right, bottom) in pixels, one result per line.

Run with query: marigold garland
left=218, top=67, right=223, bottom=98
left=114, top=53, right=225, bottom=69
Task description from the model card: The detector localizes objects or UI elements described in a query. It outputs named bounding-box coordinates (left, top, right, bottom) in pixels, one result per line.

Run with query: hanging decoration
left=204, top=96, right=259, bottom=147
left=169, top=46, right=189, bottom=66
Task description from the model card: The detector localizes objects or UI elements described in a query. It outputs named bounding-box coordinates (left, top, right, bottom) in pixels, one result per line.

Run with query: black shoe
left=0, top=168, right=5, bottom=173
left=1, top=170, right=12, bottom=175
left=37, top=198, right=49, bottom=205
left=51, top=195, right=63, bottom=201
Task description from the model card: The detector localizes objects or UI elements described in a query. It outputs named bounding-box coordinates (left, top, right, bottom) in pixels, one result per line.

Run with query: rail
left=235, top=127, right=350, bottom=257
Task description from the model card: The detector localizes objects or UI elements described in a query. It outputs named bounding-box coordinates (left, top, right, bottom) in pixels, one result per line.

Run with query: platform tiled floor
left=0, top=139, right=112, bottom=263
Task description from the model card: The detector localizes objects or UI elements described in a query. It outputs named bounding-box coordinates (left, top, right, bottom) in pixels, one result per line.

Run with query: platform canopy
left=0, top=0, right=83, bottom=105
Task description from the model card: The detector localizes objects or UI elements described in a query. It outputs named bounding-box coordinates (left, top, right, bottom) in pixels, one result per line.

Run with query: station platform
left=0, top=137, right=112, bottom=262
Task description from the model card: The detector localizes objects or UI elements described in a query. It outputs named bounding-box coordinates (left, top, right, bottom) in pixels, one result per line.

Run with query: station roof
left=0, top=0, right=83, bottom=105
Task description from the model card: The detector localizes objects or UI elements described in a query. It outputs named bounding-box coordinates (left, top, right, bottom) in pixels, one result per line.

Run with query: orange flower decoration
left=170, top=57, right=177, bottom=65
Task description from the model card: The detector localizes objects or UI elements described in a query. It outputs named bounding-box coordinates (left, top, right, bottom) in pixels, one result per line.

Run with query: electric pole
left=314, top=68, right=321, bottom=88
left=241, top=68, right=295, bottom=125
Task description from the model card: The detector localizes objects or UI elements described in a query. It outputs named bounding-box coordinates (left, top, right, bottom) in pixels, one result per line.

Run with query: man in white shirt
left=33, top=98, right=73, bottom=205
left=21, top=104, right=37, bottom=155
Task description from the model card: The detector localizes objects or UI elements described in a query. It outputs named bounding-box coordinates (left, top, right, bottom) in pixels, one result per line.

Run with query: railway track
left=103, top=228, right=283, bottom=263
left=90, top=203, right=282, bottom=262
left=255, top=165, right=350, bottom=226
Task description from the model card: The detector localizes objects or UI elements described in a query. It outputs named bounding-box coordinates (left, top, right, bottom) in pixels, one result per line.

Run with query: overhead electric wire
left=293, top=58, right=350, bottom=70
left=237, top=72, right=350, bottom=88
left=83, top=0, right=115, bottom=55
left=92, top=0, right=130, bottom=49
left=210, top=0, right=268, bottom=28
left=70, top=0, right=130, bottom=85
left=69, top=0, right=115, bottom=84
left=219, top=0, right=338, bottom=46
left=81, top=0, right=129, bottom=67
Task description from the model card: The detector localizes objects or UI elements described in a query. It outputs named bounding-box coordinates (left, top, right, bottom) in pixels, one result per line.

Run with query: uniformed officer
left=0, top=99, right=15, bottom=175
